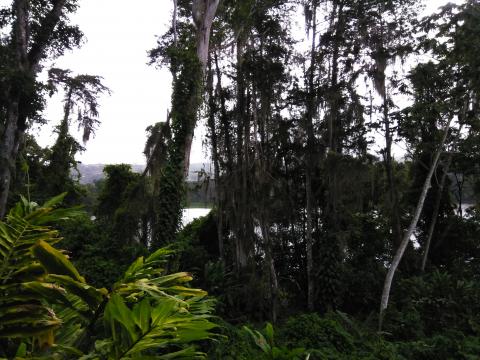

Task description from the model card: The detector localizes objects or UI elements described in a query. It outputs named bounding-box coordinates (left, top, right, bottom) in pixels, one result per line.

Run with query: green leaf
left=157, top=347, right=205, bottom=359
left=151, top=298, right=178, bottom=326
left=15, top=343, right=27, bottom=357
left=145, top=247, right=175, bottom=264
left=124, top=257, right=144, bottom=279
left=132, top=298, right=151, bottom=333
left=47, top=274, right=106, bottom=309
left=22, top=281, right=73, bottom=308
left=41, top=193, right=67, bottom=209
left=0, top=314, right=61, bottom=338
left=265, top=322, right=274, bottom=347
left=164, top=286, right=207, bottom=297
left=243, top=325, right=271, bottom=354
left=105, top=294, right=138, bottom=343
left=50, top=343, right=84, bottom=357
left=11, top=263, right=45, bottom=281
left=32, top=240, right=85, bottom=283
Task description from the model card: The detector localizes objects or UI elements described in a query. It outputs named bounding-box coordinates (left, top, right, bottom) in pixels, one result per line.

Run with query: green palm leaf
left=0, top=196, right=217, bottom=359
left=0, top=196, right=85, bottom=342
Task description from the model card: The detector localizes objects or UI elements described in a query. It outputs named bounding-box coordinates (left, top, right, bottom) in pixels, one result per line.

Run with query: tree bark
left=193, top=0, right=220, bottom=72
left=182, top=0, right=220, bottom=178
left=379, top=116, right=453, bottom=331
left=0, top=102, right=20, bottom=218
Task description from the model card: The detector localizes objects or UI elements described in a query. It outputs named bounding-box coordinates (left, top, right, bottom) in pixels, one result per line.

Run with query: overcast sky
left=36, top=0, right=181, bottom=165
left=31, top=0, right=464, bottom=166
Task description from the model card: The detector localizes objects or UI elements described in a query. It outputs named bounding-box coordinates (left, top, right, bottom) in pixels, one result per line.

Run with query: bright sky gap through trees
left=15, top=0, right=463, bottom=165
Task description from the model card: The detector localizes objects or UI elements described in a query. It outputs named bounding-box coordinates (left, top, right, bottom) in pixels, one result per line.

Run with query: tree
left=42, top=68, right=110, bottom=203
left=0, top=0, right=83, bottom=218
left=379, top=0, right=480, bottom=329
left=147, top=0, right=220, bottom=248
left=379, top=114, right=452, bottom=330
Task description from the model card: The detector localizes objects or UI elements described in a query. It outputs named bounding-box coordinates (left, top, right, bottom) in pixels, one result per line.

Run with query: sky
left=35, top=0, right=184, bottom=165
left=29, top=0, right=464, bottom=166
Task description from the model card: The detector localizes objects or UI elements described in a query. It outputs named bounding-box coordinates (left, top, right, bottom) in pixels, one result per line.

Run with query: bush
left=386, top=270, right=480, bottom=339
left=397, top=331, right=480, bottom=360
left=207, top=321, right=263, bottom=360
left=279, top=313, right=354, bottom=352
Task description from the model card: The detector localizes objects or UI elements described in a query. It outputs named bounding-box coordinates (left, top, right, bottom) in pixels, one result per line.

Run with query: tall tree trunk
left=421, top=118, right=465, bottom=272
left=206, top=55, right=224, bottom=261
left=381, top=78, right=403, bottom=250
left=0, top=0, right=28, bottom=218
left=151, top=1, right=220, bottom=248
left=193, top=0, right=219, bottom=73
left=214, top=52, right=233, bottom=172
left=232, top=35, right=249, bottom=271
left=420, top=156, right=452, bottom=272
left=181, top=0, right=220, bottom=177
left=262, top=218, right=278, bottom=323
left=322, top=0, right=344, bottom=311
left=373, top=4, right=403, bottom=249
left=304, top=2, right=318, bottom=312
left=252, top=57, right=279, bottom=321
left=0, top=102, right=20, bottom=218
left=172, top=0, right=178, bottom=47
left=379, top=116, right=452, bottom=331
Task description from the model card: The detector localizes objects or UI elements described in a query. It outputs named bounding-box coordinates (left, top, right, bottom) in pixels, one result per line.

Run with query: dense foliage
left=1, top=0, right=480, bottom=358
left=0, top=195, right=217, bottom=359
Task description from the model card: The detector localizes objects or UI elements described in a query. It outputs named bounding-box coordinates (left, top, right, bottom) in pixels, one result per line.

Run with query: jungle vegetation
left=1, top=0, right=480, bottom=359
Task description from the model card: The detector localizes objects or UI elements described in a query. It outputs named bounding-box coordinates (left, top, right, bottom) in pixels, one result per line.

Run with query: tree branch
left=28, top=0, right=68, bottom=68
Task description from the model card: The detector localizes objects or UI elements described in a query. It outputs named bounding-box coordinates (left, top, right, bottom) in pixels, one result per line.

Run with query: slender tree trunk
left=421, top=119, right=465, bottom=272
left=233, top=35, right=249, bottom=271
left=322, top=2, right=345, bottom=310
left=206, top=55, right=224, bottom=261
left=172, top=0, right=178, bottom=47
left=214, top=52, right=233, bottom=172
left=304, top=3, right=318, bottom=312
left=252, top=57, right=278, bottom=321
left=379, top=117, right=453, bottom=331
left=262, top=219, right=278, bottom=323
left=454, top=172, right=464, bottom=218
left=382, top=88, right=403, bottom=248
left=420, top=156, right=452, bottom=272
left=374, top=7, right=403, bottom=249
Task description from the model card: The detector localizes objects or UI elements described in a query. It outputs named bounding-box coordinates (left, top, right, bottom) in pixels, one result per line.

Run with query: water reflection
left=182, top=208, right=211, bottom=226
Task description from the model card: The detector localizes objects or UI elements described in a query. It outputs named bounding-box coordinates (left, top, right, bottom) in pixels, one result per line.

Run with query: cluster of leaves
left=243, top=322, right=308, bottom=360
left=0, top=195, right=217, bottom=359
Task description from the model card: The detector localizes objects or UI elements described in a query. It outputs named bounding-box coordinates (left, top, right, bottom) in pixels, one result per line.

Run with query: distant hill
left=76, top=163, right=214, bottom=184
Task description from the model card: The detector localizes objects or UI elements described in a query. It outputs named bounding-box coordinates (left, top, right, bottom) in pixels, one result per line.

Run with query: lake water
left=182, top=208, right=211, bottom=226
